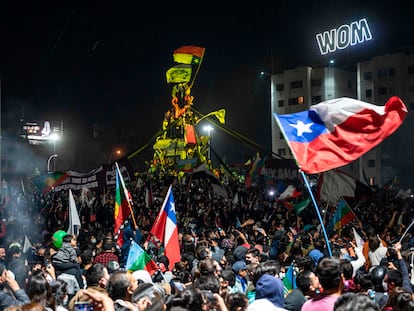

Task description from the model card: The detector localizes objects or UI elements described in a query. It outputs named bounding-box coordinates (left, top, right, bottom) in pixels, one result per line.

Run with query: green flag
left=294, top=197, right=311, bottom=215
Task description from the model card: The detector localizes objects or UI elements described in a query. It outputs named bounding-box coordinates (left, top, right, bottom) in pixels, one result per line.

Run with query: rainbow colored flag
left=33, top=172, right=69, bottom=194
left=126, top=242, right=158, bottom=275
left=283, top=264, right=297, bottom=296
left=113, top=164, right=132, bottom=247
left=327, top=198, right=356, bottom=235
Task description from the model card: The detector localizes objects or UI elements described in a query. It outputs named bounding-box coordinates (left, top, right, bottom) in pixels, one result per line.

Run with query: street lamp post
left=47, top=154, right=58, bottom=173
left=50, top=133, right=60, bottom=171
left=203, top=125, right=214, bottom=160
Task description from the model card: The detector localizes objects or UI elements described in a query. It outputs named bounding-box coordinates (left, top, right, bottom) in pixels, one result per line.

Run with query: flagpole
left=115, top=162, right=138, bottom=229
left=301, top=170, right=333, bottom=257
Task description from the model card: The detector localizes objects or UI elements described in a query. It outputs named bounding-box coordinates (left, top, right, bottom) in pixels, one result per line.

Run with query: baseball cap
left=232, top=260, right=247, bottom=273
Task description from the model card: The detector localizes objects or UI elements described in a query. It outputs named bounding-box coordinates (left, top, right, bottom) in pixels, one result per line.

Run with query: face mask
left=91, top=239, right=96, bottom=244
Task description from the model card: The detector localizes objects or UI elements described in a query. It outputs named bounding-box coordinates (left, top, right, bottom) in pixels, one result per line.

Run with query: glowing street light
left=47, top=154, right=58, bottom=173
left=203, top=125, right=214, bottom=160
left=109, top=149, right=122, bottom=163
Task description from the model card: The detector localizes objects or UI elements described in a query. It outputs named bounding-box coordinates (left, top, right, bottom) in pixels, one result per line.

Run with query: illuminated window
left=363, top=72, right=372, bottom=80
left=276, top=84, right=284, bottom=91
left=288, top=97, right=303, bottom=105
left=278, top=100, right=284, bottom=107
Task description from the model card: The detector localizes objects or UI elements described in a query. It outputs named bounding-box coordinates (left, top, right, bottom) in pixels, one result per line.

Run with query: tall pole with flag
left=114, top=162, right=137, bottom=248
left=150, top=185, right=181, bottom=270
left=274, top=96, right=408, bottom=258
left=67, top=189, right=81, bottom=236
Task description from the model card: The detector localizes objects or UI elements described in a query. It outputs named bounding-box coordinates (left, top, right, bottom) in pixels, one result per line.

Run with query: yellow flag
left=166, top=65, right=192, bottom=83
left=213, top=109, right=226, bottom=124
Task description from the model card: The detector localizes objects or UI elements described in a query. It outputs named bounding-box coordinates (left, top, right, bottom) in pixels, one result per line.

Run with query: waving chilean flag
left=150, top=185, right=181, bottom=270
left=274, top=96, right=408, bottom=174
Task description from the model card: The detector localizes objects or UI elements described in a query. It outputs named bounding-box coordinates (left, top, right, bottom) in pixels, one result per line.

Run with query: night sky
left=1, top=1, right=413, bottom=174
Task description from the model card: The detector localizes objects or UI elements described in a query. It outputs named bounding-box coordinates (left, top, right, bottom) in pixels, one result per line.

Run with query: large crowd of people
left=0, top=171, right=413, bottom=311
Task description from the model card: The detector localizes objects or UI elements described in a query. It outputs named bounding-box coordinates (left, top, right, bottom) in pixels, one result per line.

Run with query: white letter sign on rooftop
left=316, top=18, right=372, bottom=55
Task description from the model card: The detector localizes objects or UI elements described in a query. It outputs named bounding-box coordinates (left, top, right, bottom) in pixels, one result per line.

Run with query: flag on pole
left=173, top=45, right=205, bottom=65
left=125, top=241, right=159, bottom=275
left=327, top=198, right=357, bottom=235
left=245, top=153, right=267, bottom=188
left=274, top=96, right=408, bottom=174
left=281, top=199, right=310, bottom=214
left=353, top=227, right=365, bottom=249
left=283, top=263, right=297, bottom=296
left=23, top=235, right=33, bottom=253
left=33, top=172, right=69, bottom=194
left=166, top=65, right=192, bottom=83
left=149, top=185, right=181, bottom=270
left=213, top=109, right=226, bottom=124
left=114, top=163, right=132, bottom=248
left=67, top=189, right=81, bottom=236
left=278, top=185, right=302, bottom=200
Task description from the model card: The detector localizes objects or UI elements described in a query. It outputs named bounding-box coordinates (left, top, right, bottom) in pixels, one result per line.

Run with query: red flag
left=114, top=164, right=132, bottom=248
left=274, top=96, right=408, bottom=174
left=150, top=185, right=181, bottom=270
left=173, top=46, right=205, bottom=58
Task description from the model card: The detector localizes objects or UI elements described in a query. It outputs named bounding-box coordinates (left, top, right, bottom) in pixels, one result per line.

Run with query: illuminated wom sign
left=316, top=18, right=372, bottom=55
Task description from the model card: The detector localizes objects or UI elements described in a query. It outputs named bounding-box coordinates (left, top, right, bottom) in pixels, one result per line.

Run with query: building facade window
left=311, top=79, right=321, bottom=87
left=409, top=85, right=414, bottom=92
left=290, top=80, right=303, bottom=89
left=364, top=72, right=372, bottom=80
left=288, top=97, right=304, bottom=105
left=279, top=133, right=284, bottom=139
left=312, top=95, right=322, bottom=103
left=368, top=159, right=375, bottom=168
left=378, top=86, right=387, bottom=95
left=408, top=66, right=414, bottom=74
left=278, top=148, right=286, bottom=156
left=278, top=100, right=284, bottom=107
left=378, top=68, right=387, bottom=77
left=388, top=68, right=396, bottom=77
left=276, top=83, right=284, bottom=91
left=365, top=89, right=372, bottom=97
